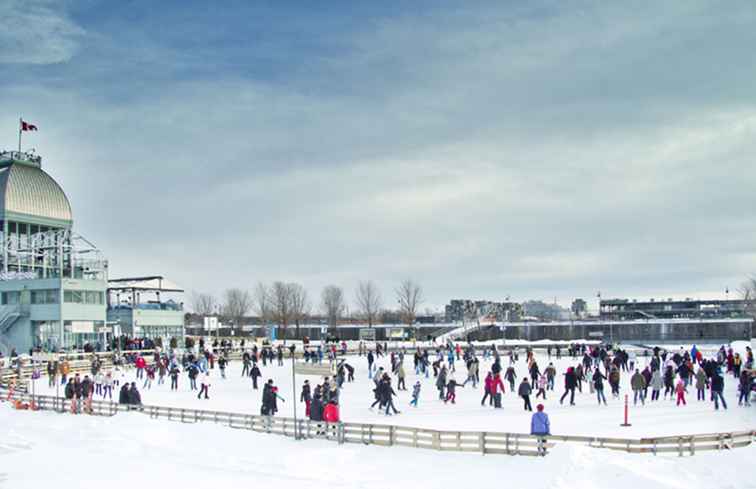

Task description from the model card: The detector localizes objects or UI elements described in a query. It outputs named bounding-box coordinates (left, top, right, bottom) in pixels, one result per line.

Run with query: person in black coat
left=250, top=364, right=261, bottom=390
left=119, top=384, right=130, bottom=404
left=127, top=382, right=142, bottom=406
left=559, top=368, right=577, bottom=406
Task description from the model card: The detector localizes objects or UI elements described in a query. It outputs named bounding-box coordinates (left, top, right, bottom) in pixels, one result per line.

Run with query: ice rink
left=35, top=347, right=756, bottom=438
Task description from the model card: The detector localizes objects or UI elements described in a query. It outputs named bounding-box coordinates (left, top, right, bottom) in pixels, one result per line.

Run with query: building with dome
left=0, top=150, right=108, bottom=355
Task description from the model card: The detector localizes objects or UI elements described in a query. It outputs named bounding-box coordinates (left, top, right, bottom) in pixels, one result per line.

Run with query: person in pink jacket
left=675, top=378, right=687, bottom=406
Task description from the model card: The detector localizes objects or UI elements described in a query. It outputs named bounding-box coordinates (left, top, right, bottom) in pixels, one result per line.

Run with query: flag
left=21, top=120, right=38, bottom=131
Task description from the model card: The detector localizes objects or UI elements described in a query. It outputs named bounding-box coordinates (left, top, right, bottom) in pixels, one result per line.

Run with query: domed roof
left=0, top=162, right=73, bottom=224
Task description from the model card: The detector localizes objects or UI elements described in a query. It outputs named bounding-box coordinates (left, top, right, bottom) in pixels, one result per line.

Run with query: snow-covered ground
left=1, top=407, right=754, bottom=488
left=34, top=350, right=755, bottom=438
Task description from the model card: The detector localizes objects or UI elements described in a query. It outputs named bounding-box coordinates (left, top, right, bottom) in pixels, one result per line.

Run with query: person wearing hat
left=530, top=404, right=550, bottom=455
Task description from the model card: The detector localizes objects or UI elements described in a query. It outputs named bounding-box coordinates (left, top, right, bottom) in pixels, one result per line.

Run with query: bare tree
left=253, top=282, right=271, bottom=325
left=270, top=281, right=294, bottom=341
left=289, top=283, right=310, bottom=339
left=321, top=285, right=345, bottom=334
left=190, top=291, right=217, bottom=316
left=396, top=279, right=424, bottom=329
left=740, top=276, right=756, bottom=319
left=222, top=288, right=252, bottom=328
left=355, top=280, right=382, bottom=327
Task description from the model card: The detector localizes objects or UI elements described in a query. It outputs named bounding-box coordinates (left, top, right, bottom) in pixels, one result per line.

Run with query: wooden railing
left=4, top=388, right=752, bottom=457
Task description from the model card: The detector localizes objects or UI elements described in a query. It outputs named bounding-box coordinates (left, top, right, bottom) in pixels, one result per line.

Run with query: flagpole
left=18, top=117, right=22, bottom=153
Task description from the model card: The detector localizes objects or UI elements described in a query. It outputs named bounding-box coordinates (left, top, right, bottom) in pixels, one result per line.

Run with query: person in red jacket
left=489, top=372, right=505, bottom=408
left=675, top=378, right=687, bottom=406
left=323, top=401, right=340, bottom=423
left=135, top=356, right=146, bottom=379
left=481, top=372, right=494, bottom=406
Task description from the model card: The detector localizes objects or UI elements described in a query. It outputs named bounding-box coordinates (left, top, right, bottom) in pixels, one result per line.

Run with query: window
left=64, top=290, right=83, bottom=303
left=1, top=291, right=19, bottom=305
left=64, top=290, right=103, bottom=305
left=47, top=290, right=59, bottom=304
left=30, top=289, right=60, bottom=304
left=8, top=222, right=16, bottom=234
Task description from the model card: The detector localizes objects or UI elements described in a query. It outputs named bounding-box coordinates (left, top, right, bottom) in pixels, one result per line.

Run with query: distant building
left=107, top=276, right=185, bottom=340
left=600, top=297, right=749, bottom=321
left=0, top=151, right=108, bottom=354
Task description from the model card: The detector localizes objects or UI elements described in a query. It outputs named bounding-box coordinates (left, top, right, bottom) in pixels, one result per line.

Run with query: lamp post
left=290, top=344, right=299, bottom=440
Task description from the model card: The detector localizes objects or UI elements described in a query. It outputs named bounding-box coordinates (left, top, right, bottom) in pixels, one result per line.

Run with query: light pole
left=290, top=344, right=299, bottom=440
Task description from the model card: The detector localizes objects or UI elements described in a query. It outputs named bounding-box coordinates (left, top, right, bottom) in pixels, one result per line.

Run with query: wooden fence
left=3, top=388, right=752, bottom=457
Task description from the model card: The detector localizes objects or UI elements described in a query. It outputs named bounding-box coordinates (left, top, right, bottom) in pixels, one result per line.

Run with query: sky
left=1, top=0, right=755, bottom=312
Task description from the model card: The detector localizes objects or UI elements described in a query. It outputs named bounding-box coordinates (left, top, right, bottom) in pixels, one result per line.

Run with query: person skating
left=445, top=376, right=463, bottom=404
left=490, top=372, right=506, bottom=408
left=695, top=366, right=707, bottom=401
left=663, top=366, right=675, bottom=400
left=675, top=377, right=686, bottom=406
left=650, top=368, right=662, bottom=401
left=738, top=370, right=752, bottom=406
left=518, top=378, right=533, bottom=411
left=711, top=371, right=727, bottom=410
left=170, top=365, right=180, bottom=390
left=218, top=355, right=227, bottom=379
left=560, top=367, right=577, bottom=406
left=250, top=363, right=261, bottom=390
left=480, top=371, right=493, bottom=406
left=535, top=373, right=547, bottom=400
left=197, top=373, right=210, bottom=399
left=397, top=362, right=407, bottom=391
left=382, top=377, right=400, bottom=415
left=631, top=369, right=647, bottom=405
left=301, top=380, right=312, bottom=416
left=608, top=366, right=621, bottom=398
left=410, top=381, right=421, bottom=407
left=504, top=365, right=517, bottom=392
left=436, top=366, right=447, bottom=400
left=592, top=369, right=607, bottom=405
left=530, top=404, right=550, bottom=456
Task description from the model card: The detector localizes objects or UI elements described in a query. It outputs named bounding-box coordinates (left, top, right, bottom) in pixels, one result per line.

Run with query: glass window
left=3, top=291, right=19, bottom=305
left=30, top=225, right=39, bottom=235
left=17, top=223, right=27, bottom=235
left=64, top=290, right=83, bottom=303
left=46, top=290, right=58, bottom=304
left=8, top=222, right=16, bottom=234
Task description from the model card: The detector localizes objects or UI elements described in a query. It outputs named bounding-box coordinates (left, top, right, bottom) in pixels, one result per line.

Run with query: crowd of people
left=7, top=338, right=754, bottom=441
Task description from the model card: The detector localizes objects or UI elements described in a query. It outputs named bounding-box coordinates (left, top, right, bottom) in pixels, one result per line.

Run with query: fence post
left=479, top=432, right=485, bottom=454
left=433, top=431, right=440, bottom=450
left=389, top=426, right=394, bottom=446
left=338, top=422, right=345, bottom=445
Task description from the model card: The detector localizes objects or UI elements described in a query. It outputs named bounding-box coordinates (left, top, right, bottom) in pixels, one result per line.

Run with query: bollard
left=620, top=394, right=632, bottom=427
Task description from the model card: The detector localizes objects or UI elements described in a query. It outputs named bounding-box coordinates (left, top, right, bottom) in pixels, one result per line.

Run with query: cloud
left=0, top=1, right=84, bottom=65
left=0, top=1, right=755, bottom=309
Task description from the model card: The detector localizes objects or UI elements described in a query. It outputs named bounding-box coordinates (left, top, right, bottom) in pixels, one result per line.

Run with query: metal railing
left=3, top=388, right=753, bottom=457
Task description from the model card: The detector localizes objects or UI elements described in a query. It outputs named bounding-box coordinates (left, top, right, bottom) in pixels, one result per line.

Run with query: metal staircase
left=0, top=307, right=25, bottom=356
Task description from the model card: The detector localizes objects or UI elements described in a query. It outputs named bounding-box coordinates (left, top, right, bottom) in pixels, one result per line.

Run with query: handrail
left=2, top=388, right=753, bottom=457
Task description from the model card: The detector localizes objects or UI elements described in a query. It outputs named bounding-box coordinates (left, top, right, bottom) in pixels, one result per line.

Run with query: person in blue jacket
left=530, top=404, right=550, bottom=455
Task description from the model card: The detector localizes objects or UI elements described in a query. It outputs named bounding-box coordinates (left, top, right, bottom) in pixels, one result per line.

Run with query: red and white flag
left=20, top=120, right=38, bottom=131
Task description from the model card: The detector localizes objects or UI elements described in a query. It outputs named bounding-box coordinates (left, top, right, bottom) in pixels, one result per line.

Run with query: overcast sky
left=1, top=1, right=755, bottom=312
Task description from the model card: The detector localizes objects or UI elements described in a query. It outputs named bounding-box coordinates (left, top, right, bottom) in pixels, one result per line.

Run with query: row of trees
left=190, top=280, right=424, bottom=337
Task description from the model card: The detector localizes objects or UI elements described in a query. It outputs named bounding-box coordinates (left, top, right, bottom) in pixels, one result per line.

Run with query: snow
left=32, top=349, right=756, bottom=438
left=1, top=406, right=754, bottom=488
